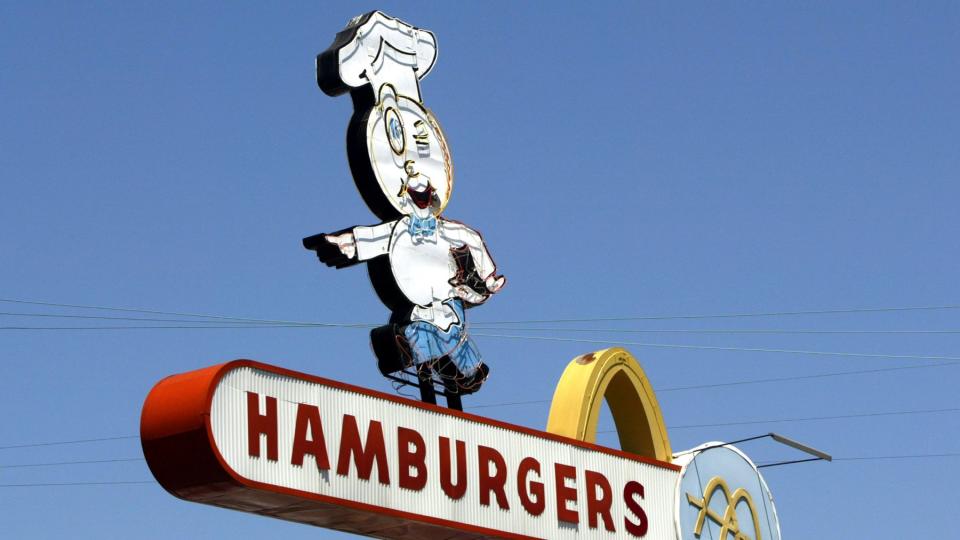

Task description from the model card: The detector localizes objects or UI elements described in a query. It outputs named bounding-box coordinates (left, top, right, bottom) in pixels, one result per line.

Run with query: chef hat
left=317, top=11, right=438, bottom=103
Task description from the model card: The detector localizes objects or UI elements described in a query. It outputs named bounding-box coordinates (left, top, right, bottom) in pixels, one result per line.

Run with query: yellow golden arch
left=546, top=347, right=672, bottom=462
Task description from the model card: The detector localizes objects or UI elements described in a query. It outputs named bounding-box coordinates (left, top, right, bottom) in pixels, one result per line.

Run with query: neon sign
left=141, top=359, right=680, bottom=539
left=303, top=11, right=505, bottom=410
left=141, top=11, right=794, bottom=539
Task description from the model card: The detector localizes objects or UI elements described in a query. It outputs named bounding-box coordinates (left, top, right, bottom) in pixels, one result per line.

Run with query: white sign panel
left=206, top=364, right=679, bottom=539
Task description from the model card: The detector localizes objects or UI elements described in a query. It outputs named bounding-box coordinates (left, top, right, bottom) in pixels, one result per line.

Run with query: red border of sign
left=141, top=360, right=679, bottom=539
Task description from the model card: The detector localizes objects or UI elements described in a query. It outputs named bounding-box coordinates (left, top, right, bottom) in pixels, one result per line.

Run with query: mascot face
left=367, top=83, right=453, bottom=217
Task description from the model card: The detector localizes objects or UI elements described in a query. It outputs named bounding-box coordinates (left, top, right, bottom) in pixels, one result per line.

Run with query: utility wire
left=0, top=325, right=372, bottom=330
left=7, top=312, right=960, bottom=334
left=0, top=311, right=320, bottom=325
left=13, top=364, right=950, bottom=447
left=470, top=326, right=960, bottom=335
left=4, top=451, right=959, bottom=486
left=0, top=457, right=143, bottom=469
left=471, top=332, right=960, bottom=362
left=0, top=298, right=368, bottom=328
left=596, top=406, right=960, bottom=433
left=0, top=435, right=139, bottom=451
left=9, top=310, right=960, bottom=334
left=467, top=362, right=958, bottom=409
left=757, top=453, right=960, bottom=467
left=6, top=324, right=960, bottom=366
left=6, top=297, right=960, bottom=327
left=654, top=361, right=958, bottom=392
left=4, top=450, right=959, bottom=476
left=832, top=453, right=960, bottom=462
left=473, top=304, right=960, bottom=324
left=7, top=402, right=959, bottom=454
left=0, top=481, right=153, bottom=487
left=4, top=321, right=960, bottom=363
left=6, top=323, right=960, bottom=335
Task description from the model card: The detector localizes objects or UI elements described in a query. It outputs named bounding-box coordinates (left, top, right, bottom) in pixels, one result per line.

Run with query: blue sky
left=1, top=2, right=958, bottom=538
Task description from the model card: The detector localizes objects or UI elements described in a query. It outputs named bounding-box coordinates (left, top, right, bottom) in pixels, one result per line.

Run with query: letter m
left=337, top=415, right=390, bottom=485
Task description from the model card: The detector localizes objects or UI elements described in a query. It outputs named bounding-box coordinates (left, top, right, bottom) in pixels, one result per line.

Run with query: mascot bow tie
left=408, top=214, right=438, bottom=242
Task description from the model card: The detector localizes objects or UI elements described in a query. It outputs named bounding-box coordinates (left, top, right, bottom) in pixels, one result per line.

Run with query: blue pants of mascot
left=402, top=299, right=481, bottom=377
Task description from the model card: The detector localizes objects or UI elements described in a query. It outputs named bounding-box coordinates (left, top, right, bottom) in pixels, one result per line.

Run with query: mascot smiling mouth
left=406, top=184, right=435, bottom=209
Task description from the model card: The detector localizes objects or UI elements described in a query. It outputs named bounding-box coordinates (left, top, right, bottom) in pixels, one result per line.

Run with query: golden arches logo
left=546, top=348, right=774, bottom=539
left=686, top=476, right=763, bottom=540
left=545, top=347, right=672, bottom=461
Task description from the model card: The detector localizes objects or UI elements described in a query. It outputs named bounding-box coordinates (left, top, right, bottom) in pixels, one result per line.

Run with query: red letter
left=477, top=445, right=510, bottom=510
left=336, top=415, right=390, bottom=485
left=397, top=427, right=427, bottom=491
left=517, top=457, right=545, bottom=516
left=624, top=481, right=649, bottom=537
left=290, top=404, right=329, bottom=470
left=585, top=470, right=615, bottom=532
left=246, top=392, right=278, bottom=461
left=439, top=437, right=467, bottom=500
left=554, top=463, right=579, bottom=524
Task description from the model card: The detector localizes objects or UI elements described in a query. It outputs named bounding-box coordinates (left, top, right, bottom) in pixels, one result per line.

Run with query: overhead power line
left=7, top=311, right=960, bottom=335
left=468, top=361, right=959, bottom=409
left=0, top=298, right=368, bottom=328
left=6, top=297, right=960, bottom=328
left=0, top=311, right=315, bottom=325
left=0, top=435, right=139, bottom=451
left=473, top=304, right=960, bottom=324
left=597, top=406, right=960, bottom=433
left=3, top=453, right=959, bottom=486
left=832, top=453, right=960, bottom=462
left=7, top=323, right=960, bottom=336
left=7, top=401, right=959, bottom=455
left=6, top=323, right=960, bottom=365
left=0, top=457, right=143, bottom=469
left=757, top=453, right=960, bottom=467
left=471, top=332, right=960, bottom=362
left=0, top=480, right=153, bottom=488
left=0, top=325, right=369, bottom=331
left=470, top=326, right=960, bottom=335
left=654, top=361, right=958, bottom=392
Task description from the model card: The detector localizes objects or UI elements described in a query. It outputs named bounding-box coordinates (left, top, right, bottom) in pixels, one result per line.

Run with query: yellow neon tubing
left=546, top=347, right=672, bottom=462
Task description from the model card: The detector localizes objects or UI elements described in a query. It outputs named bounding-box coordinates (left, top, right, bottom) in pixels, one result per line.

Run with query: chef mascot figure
left=304, top=11, right=505, bottom=410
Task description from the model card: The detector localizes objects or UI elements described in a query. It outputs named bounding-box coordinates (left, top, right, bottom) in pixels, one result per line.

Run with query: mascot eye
left=413, top=120, right=430, bottom=146
left=384, top=107, right=405, bottom=156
